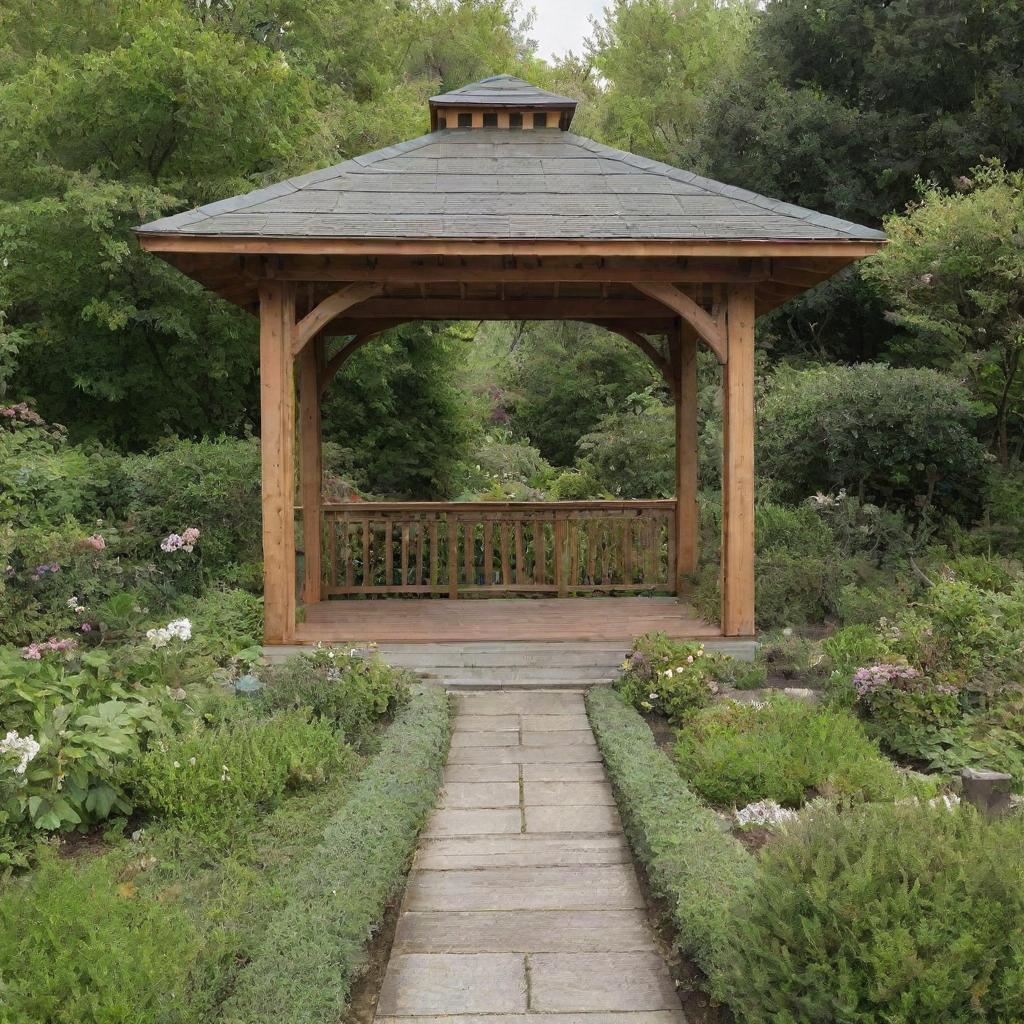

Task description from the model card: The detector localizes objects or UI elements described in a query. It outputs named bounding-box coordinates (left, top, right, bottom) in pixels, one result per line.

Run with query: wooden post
left=721, top=284, right=756, bottom=636
left=259, top=280, right=297, bottom=644
left=674, top=319, right=699, bottom=588
left=298, top=335, right=323, bottom=606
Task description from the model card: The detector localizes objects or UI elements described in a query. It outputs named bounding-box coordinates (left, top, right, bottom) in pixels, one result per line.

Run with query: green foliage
left=822, top=624, right=887, bottom=680
left=717, top=802, right=1024, bottom=1024
left=675, top=697, right=931, bottom=808
left=0, top=851, right=200, bottom=1024
left=126, top=708, right=352, bottom=848
left=616, top=632, right=724, bottom=723
left=864, top=163, right=1024, bottom=464
left=259, top=648, right=411, bottom=746
left=758, top=363, right=989, bottom=520
left=586, top=687, right=755, bottom=979
left=124, top=437, right=262, bottom=583
left=185, top=586, right=263, bottom=663
left=577, top=391, right=674, bottom=498
left=222, top=687, right=451, bottom=1023
left=457, top=427, right=553, bottom=498
left=975, top=465, right=1024, bottom=557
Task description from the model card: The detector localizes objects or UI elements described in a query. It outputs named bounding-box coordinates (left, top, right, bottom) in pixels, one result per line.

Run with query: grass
left=585, top=687, right=754, bottom=987
left=221, top=686, right=451, bottom=1023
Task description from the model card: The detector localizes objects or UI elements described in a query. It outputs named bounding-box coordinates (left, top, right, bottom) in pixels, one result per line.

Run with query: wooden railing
left=319, top=501, right=677, bottom=598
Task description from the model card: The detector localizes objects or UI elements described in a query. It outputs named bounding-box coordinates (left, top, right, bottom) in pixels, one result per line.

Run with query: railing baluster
left=447, top=513, right=459, bottom=599
left=532, top=519, right=545, bottom=584
left=463, top=517, right=474, bottom=586
left=482, top=519, right=493, bottom=585
left=429, top=518, right=439, bottom=587
left=514, top=520, right=525, bottom=585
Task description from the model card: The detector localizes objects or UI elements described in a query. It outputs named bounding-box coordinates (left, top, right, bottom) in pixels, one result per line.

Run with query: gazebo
left=135, top=75, right=885, bottom=652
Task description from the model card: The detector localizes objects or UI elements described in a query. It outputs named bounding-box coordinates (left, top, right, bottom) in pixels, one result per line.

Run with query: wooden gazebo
left=136, top=75, right=885, bottom=650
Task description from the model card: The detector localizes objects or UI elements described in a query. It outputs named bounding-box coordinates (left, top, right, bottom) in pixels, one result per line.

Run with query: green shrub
left=974, top=465, right=1024, bottom=557
left=675, top=697, right=931, bottom=808
left=126, top=709, right=353, bottom=847
left=0, top=851, right=199, bottom=1023
left=586, top=688, right=755, bottom=979
left=124, top=437, right=262, bottom=585
left=835, top=579, right=908, bottom=625
left=615, top=633, right=726, bottom=722
left=822, top=624, right=888, bottom=679
left=186, top=586, right=263, bottom=662
left=259, top=648, right=412, bottom=746
left=717, top=802, right=1024, bottom=1024
left=222, top=687, right=451, bottom=1023
left=758, top=363, right=988, bottom=521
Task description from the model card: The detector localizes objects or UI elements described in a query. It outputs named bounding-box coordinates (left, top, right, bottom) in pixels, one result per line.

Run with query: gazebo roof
left=429, top=74, right=577, bottom=112
left=136, top=121, right=883, bottom=246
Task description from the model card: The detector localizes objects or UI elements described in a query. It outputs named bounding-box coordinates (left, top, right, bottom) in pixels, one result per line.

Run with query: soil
left=345, top=886, right=405, bottom=1023
left=731, top=826, right=774, bottom=855
left=56, top=829, right=113, bottom=861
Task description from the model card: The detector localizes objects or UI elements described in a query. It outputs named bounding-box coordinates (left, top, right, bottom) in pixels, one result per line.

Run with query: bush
left=822, top=624, right=888, bottom=679
left=717, top=802, right=1024, bottom=1023
left=586, top=688, right=755, bottom=980
left=259, top=648, right=412, bottom=746
left=616, top=632, right=725, bottom=722
left=124, top=436, right=262, bottom=585
left=126, top=708, right=353, bottom=847
left=186, top=586, right=263, bottom=662
left=0, top=852, right=199, bottom=1023
left=758, top=363, right=988, bottom=521
left=675, top=697, right=931, bottom=808
left=222, top=687, right=451, bottom=1023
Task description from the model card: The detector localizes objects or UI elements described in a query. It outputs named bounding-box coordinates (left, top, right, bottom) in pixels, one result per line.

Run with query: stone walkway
left=374, top=689, right=685, bottom=1022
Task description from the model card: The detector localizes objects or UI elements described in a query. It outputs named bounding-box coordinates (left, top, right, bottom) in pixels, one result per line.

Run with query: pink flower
left=85, top=534, right=106, bottom=550
left=21, top=644, right=42, bottom=660
left=80, top=623, right=92, bottom=633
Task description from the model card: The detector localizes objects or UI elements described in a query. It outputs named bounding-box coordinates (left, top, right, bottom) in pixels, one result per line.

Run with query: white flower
left=66, top=595, right=79, bottom=609
left=782, top=627, right=794, bottom=637
left=648, top=692, right=659, bottom=700
left=686, top=655, right=694, bottom=664
left=734, top=799, right=799, bottom=828
left=146, top=617, right=192, bottom=647
left=664, top=668, right=674, bottom=679
left=0, top=730, right=40, bottom=775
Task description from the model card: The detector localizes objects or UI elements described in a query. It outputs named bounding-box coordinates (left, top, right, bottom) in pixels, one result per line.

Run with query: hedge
left=585, top=687, right=754, bottom=986
left=221, top=686, right=452, bottom=1023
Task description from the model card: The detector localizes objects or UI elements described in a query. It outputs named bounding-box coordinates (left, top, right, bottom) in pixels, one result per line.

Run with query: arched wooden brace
left=291, top=282, right=382, bottom=357
left=318, top=318, right=409, bottom=394
left=585, top=319, right=676, bottom=398
left=634, top=283, right=727, bottom=363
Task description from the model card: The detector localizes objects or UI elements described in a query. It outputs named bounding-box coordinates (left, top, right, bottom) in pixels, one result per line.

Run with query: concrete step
left=420, top=666, right=617, bottom=682
left=374, top=651, right=626, bottom=670
left=442, top=678, right=614, bottom=692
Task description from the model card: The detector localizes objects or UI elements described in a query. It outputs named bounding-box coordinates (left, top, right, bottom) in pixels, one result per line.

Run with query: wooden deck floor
left=295, top=596, right=720, bottom=643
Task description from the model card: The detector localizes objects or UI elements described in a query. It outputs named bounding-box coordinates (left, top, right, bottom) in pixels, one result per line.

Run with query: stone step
left=440, top=677, right=615, bottom=692
left=376, top=651, right=626, bottom=669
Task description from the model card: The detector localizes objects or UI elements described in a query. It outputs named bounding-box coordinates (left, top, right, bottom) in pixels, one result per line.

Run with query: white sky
left=527, top=0, right=607, bottom=61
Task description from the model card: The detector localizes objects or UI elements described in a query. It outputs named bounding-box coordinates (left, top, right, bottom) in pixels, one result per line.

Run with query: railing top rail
left=315, top=499, right=676, bottom=513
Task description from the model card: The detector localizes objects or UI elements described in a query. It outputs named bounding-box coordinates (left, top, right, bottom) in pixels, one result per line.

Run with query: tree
left=863, top=162, right=1024, bottom=465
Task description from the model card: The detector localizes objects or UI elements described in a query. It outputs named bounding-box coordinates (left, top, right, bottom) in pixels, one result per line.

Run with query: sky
left=527, top=0, right=606, bottom=61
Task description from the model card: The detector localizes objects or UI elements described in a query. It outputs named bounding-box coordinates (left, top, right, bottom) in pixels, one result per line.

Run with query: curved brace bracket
left=586, top=319, right=676, bottom=398
left=291, top=282, right=382, bottom=357
left=634, top=283, right=727, bottom=364
left=317, top=318, right=409, bottom=394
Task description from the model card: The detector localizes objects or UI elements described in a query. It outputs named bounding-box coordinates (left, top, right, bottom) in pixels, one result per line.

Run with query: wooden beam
left=320, top=332, right=381, bottom=394
left=291, top=282, right=381, bottom=356
left=318, top=297, right=665, bottom=320
left=138, top=234, right=887, bottom=260
left=258, top=280, right=297, bottom=644
left=634, top=283, right=728, bottom=363
left=298, top=337, right=323, bottom=605
left=721, top=284, right=756, bottom=637
left=674, top=320, right=699, bottom=581
left=597, top=325, right=675, bottom=395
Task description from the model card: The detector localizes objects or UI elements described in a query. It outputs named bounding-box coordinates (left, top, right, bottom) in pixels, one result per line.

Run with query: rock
left=961, top=767, right=1014, bottom=817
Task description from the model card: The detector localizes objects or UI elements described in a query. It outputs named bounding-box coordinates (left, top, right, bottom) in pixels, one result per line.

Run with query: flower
left=80, top=622, right=92, bottom=633
left=686, top=655, right=694, bottom=664
left=146, top=617, right=193, bottom=647
left=161, top=527, right=200, bottom=554
left=85, top=534, right=106, bottom=550
left=21, top=636, right=78, bottom=659
left=1, top=730, right=41, bottom=775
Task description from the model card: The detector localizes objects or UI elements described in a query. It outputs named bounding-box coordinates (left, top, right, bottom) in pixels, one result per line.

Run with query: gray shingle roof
left=429, top=74, right=577, bottom=110
left=136, top=128, right=886, bottom=242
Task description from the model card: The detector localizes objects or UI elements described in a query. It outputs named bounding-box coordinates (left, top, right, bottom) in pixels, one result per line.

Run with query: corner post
left=299, top=335, right=323, bottom=606
left=721, top=284, right=756, bottom=636
left=259, top=280, right=297, bottom=644
left=674, top=319, right=699, bottom=587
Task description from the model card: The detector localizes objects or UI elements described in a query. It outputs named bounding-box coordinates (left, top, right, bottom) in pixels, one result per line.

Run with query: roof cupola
left=428, top=74, right=577, bottom=131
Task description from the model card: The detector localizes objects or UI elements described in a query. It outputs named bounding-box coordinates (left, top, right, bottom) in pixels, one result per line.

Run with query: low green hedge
left=585, top=687, right=754, bottom=986
left=222, top=686, right=451, bottom=1024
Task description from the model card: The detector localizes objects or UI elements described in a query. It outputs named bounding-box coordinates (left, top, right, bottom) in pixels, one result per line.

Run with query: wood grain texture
left=298, top=335, right=322, bottom=604
left=674, top=321, right=699, bottom=580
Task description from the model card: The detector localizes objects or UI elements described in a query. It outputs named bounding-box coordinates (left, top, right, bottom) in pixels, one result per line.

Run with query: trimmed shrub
left=259, top=648, right=412, bottom=746
left=222, top=687, right=451, bottom=1023
left=717, top=802, right=1024, bottom=1024
left=758, top=363, right=988, bottom=520
left=0, top=852, right=198, bottom=1023
left=675, top=697, right=931, bottom=808
left=126, top=709, right=353, bottom=847
left=586, top=688, right=755, bottom=979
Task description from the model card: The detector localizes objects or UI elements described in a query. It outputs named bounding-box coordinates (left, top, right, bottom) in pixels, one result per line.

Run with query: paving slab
left=375, top=1015, right=687, bottom=1024
left=405, top=864, right=644, bottom=912
left=455, top=692, right=586, bottom=716
left=444, top=764, right=519, bottom=783
left=376, top=953, right=527, bottom=1015
left=394, top=910, right=655, bottom=953
left=521, top=714, right=592, bottom=731
left=415, top=835, right=631, bottom=870
left=521, top=730, right=598, bottom=747
left=526, top=804, right=622, bottom=834
left=440, top=782, right=520, bottom=809
left=424, top=808, right=522, bottom=837
left=521, top=763, right=609, bottom=782
left=450, top=731, right=520, bottom=748
left=454, top=714, right=520, bottom=732
left=448, top=744, right=601, bottom=765
left=525, top=781, right=616, bottom=806
left=529, top=952, right=681, bottom=1012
